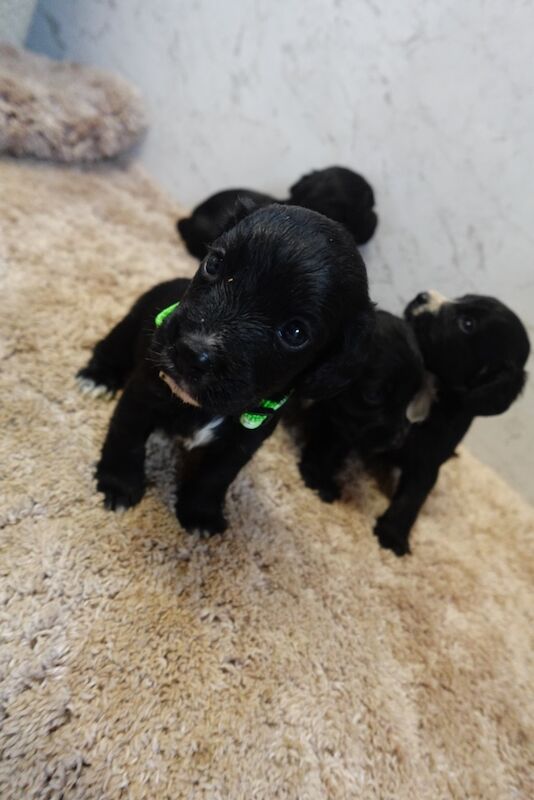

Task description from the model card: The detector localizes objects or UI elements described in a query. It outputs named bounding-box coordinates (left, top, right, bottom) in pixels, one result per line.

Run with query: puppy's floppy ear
left=177, top=216, right=208, bottom=259
left=219, top=195, right=259, bottom=234
left=299, top=307, right=376, bottom=400
left=464, top=363, right=527, bottom=416
left=177, top=215, right=199, bottom=244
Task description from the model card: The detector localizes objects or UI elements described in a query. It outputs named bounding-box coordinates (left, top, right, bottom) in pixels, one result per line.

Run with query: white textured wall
left=0, top=0, right=37, bottom=44
left=27, top=0, right=534, bottom=500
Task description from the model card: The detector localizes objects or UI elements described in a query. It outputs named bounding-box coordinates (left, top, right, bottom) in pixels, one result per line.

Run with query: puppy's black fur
left=79, top=204, right=374, bottom=535
left=177, top=189, right=277, bottom=259
left=288, top=166, right=378, bottom=246
left=373, top=292, right=530, bottom=555
left=177, top=166, right=377, bottom=258
left=298, top=310, right=425, bottom=503
left=299, top=291, right=530, bottom=556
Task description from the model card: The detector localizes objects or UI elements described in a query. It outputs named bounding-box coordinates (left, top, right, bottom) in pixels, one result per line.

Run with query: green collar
left=155, top=301, right=180, bottom=328
left=239, top=395, right=290, bottom=429
left=154, top=301, right=290, bottom=429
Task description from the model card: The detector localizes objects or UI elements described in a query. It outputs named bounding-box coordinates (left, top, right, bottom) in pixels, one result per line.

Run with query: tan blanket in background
left=0, top=158, right=532, bottom=799
left=0, top=45, right=146, bottom=162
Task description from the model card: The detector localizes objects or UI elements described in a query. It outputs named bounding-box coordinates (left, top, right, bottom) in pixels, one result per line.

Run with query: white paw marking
left=189, top=527, right=214, bottom=539
left=76, top=376, right=114, bottom=400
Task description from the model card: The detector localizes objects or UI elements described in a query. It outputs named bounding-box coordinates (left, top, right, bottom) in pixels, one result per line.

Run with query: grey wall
left=0, top=0, right=38, bottom=44
left=28, top=0, right=534, bottom=500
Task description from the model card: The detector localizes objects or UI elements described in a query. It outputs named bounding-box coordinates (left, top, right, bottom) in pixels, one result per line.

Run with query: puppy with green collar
left=78, top=203, right=374, bottom=535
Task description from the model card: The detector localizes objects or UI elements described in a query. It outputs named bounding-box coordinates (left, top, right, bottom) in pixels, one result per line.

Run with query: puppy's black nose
left=175, top=341, right=213, bottom=371
left=414, top=291, right=429, bottom=306
left=195, top=350, right=211, bottom=367
left=193, top=350, right=212, bottom=367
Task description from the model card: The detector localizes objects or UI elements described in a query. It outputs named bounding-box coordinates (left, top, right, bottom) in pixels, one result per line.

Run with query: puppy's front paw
left=299, top=460, right=341, bottom=503
left=373, top=515, right=411, bottom=557
left=76, top=363, right=122, bottom=398
left=95, top=464, right=145, bottom=511
left=176, top=499, right=227, bottom=536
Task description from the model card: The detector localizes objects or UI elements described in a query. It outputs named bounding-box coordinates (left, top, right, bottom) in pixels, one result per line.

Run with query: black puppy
left=177, top=166, right=377, bottom=258
left=298, top=310, right=428, bottom=503
left=78, top=204, right=374, bottom=535
left=177, top=189, right=276, bottom=259
left=300, top=290, right=529, bottom=556
left=288, top=166, right=378, bottom=246
left=370, top=290, right=529, bottom=554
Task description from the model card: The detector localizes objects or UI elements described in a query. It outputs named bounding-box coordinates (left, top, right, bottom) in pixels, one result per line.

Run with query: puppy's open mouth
left=159, top=371, right=200, bottom=407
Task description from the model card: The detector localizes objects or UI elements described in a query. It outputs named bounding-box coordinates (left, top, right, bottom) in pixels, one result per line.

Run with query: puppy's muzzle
left=172, top=326, right=223, bottom=373
left=175, top=339, right=214, bottom=371
left=159, top=371, right=200, bottom=406
left=160, top=333, right=221, bottom=406
left=406, top=289, right=450, bottom=318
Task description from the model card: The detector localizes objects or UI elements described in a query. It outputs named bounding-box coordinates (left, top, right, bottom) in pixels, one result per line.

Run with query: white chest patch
left=406, top=372, right=438, bottom=423
left=183, top=417, right=225, bottom=451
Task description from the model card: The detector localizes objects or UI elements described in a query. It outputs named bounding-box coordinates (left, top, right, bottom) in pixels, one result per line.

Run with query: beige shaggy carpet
left=0, top=45, right=146, bottom=162
left=0, top=158, right=533, bottom=800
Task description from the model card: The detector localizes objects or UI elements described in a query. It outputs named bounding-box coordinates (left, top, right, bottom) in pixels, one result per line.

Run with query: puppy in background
left=297, top=310, right=427, bottom=503
left=177, top=189, right=276, bottom=259
left=177, top=166, right=377, bottom=258
left=78, top=204, right=374, bottom=535
left=372, top=291, right=529, bottom=555
left=299, top=290, right=529, bottom=556
left=288, top=166, right=378, bottom=246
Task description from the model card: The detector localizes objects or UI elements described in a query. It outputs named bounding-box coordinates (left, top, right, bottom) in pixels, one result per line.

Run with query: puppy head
left=154, top=204, right=374, bottom=416
left=405, top=291, right=530, bottom=416
left=177, top=189, right=276, bottom=259
left=335, top=311, right=426, bottom=451
left=288, top=166, right=378, bottom=245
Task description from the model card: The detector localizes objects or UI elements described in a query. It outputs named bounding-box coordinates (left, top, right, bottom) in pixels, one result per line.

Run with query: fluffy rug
left=0, top=158, right=533, bottom=800
left=0, top=45, right=146, bottom=161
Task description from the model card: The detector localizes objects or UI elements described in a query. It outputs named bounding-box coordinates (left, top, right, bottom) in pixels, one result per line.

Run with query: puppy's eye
left=278, top=319, right=310, bottom=349
left=201, top=254, right=224, bottom=281
left=458, top=314, right=475, bottom=334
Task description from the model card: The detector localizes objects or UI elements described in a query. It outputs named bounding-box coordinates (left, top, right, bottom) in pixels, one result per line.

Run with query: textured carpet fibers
left=0, top=158, right=533, bottom=800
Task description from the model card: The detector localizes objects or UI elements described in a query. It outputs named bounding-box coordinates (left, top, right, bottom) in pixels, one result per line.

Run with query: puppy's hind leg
left=77, top=310, right=141, bottom=398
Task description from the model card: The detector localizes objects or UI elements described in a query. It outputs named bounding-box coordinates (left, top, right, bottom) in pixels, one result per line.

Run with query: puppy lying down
left=177, top=166, right=377, bottom=259
left=298, top=291, right=529, bottom=556
left=78, top=204, right=374, bottom=534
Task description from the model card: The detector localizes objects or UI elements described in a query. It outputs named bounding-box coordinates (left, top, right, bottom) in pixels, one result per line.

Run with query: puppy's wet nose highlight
left=175, top=340, right=215, bottom=372
left=194, top=349, right=211, bottom=367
